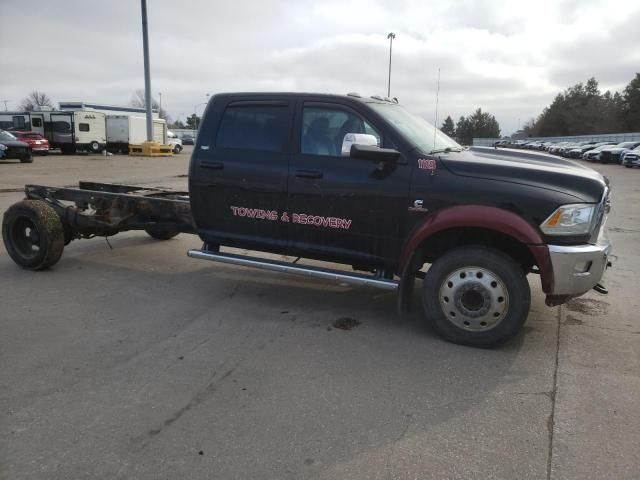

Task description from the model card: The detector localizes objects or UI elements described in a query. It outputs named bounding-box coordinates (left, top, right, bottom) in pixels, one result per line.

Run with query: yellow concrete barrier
left=129, top=141, right=174, bottom=157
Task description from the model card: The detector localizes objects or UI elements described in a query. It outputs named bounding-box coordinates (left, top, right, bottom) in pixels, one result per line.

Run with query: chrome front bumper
left=548, top=236, right=612, bottom=296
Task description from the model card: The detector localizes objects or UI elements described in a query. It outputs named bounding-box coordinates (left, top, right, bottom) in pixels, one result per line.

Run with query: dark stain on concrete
left=566, top=298, right=609, bottom=316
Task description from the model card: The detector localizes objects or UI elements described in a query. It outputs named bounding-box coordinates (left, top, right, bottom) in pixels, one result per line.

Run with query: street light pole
left=140, top=0, right=153, bottom=142
left=158, top=92, right=162, bottom=116
left=387, top=32, right=396, bottom=98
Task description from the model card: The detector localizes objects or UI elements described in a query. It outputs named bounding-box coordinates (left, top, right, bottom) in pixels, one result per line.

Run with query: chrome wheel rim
left=439, top=266, right=509, bottom=331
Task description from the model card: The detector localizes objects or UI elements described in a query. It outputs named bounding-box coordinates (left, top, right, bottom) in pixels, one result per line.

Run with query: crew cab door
left=189, top=98, right=293, bottom=251
left=287, top=101, right=410, bottom=267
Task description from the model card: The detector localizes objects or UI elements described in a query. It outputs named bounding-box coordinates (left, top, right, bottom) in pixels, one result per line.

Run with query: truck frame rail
left=24, top=181, right=195, bottom=240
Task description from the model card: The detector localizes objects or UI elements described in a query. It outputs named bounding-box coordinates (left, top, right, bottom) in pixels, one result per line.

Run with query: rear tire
left=173, top=145, right=183, bottom=154
left=422, top=246, right=530, bottom=347
left=2, top=200, right=65, bottom=270
left=145, top=228, right=179, bottom=240
left=20, top=153, right=33, bottom=163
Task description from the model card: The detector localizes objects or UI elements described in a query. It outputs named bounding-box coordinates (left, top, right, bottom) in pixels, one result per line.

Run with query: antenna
left=433, top=67, right=440, bottom=149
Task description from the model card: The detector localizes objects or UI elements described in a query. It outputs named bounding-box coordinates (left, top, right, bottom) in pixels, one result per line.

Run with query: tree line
left=440, top=109, right=501, bottom=145
left=522, top=74, right=640, bottom=137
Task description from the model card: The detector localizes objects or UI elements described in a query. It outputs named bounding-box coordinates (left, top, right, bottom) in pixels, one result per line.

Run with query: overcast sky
left=1, top=0, right=639, bottom=134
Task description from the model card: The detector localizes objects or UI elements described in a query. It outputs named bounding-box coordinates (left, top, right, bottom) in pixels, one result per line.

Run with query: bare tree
left=20, top=91, right=54, bottom=111
left=130, top=89, right=167, bottom=119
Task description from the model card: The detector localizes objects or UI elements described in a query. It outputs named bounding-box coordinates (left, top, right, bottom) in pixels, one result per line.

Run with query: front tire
left=422, top=246, right=530, bottom=347
left=20, top=153, right=33, bottom=163
left=145, top=228, right=179, bottom=240
left=89, top=141, right=101, bottom=153
left=173, top=145, right=183, bottom=154
left=2, top=200, right=65, bottom=270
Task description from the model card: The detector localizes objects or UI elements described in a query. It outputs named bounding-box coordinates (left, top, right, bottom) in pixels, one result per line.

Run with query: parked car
left=0, top=130, right=33, bottom=163
left=10, top=131, right=50, bottom=154
left=566, top=142, right=602, bottom=159
left=167, top=131, right=183, bottom=153
left=621, top=146, right=640, bottom=168
left=583, top=143, right=617, bottom=161
left=598, top=141, right=640, bottom=164
left=181, top=134, right=195, bottom=145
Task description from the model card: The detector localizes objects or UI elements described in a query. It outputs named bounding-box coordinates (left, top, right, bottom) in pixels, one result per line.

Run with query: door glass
left=216, top=105, right=288, bottom=153
left=301, top=107, right=380, bottom=157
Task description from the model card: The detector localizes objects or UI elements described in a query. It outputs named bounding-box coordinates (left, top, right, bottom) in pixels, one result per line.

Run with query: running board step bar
left=187, top=249, right=399, bottom=291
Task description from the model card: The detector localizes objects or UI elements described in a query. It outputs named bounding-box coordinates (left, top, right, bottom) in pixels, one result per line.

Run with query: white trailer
left=31, top=110, right=107, bottom=153
left=106, top=116, right=167, bottom=153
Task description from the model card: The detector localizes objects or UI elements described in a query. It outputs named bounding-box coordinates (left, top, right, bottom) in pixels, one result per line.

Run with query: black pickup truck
left=2, top=93, right=612, bottom=347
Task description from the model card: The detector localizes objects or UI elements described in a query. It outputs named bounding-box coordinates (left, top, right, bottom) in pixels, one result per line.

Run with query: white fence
left=473, top=132, right=640, bottom=146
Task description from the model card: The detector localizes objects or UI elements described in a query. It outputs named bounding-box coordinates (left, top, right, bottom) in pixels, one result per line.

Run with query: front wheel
left=422, top=246, right=530, bottom=347
left=173, top=144, right=183, bottom=154
left=145, top=228, right=179, bottom=240
left=89, top=141, right=101, bottom=153
left=2, top=200, right=65, bottom=270
left=20, top=153, right=33, bottom=163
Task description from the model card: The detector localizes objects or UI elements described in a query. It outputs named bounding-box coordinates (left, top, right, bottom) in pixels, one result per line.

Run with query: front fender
left=398, top=205, right=553, bottom=293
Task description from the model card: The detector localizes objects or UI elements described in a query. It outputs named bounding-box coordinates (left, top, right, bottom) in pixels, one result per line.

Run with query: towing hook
left=593, top=283, right=608, bottom=295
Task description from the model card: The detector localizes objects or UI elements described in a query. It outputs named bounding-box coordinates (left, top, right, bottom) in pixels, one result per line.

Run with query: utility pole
left=387, top=32, right=396, bottom=98
left=158, top=92, right=162, bottom=117
left=140, top=0, right=153, bottom=142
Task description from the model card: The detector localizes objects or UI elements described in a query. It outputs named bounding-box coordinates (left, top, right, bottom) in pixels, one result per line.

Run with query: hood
left=439, top=147, right=606, bottom=203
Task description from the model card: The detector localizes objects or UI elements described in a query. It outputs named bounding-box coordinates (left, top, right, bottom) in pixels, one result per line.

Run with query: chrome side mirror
left=341, top=133, right=378, bottom=157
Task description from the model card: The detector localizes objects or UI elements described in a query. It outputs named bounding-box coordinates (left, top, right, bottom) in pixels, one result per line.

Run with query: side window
left=79, top=123, right=90, bottom=132
left=301, top=107, right=380, bottom=157
left=32, top=118, right=43, bottom=127
left=13, top=116, right=26, bottom=129
left=216, top=104, right=288, bottom=153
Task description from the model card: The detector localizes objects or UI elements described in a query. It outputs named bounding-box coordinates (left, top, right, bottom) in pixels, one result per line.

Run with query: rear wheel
left=145, top=228, right=179, bottom=240
left=173, top=144, right=183, bottom=154
left=2, top=200, right=65, bottom=270
left=422, top=246, right=530, bottom=347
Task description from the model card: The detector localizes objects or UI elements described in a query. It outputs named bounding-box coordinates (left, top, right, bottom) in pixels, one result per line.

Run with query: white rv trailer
left=28, top=110, right=107, bottom=153
left=59, top=102, right=160, bottom=119
left=106, top=116, right=167, bottom=153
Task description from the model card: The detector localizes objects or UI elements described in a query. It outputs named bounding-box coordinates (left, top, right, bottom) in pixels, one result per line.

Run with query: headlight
left=0, top=144, right=7, bottom=151
left=540, top=204, right=596, bottom=236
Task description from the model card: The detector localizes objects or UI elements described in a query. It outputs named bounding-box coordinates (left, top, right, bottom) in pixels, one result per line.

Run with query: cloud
left=1, top=0, right=639, bottom=134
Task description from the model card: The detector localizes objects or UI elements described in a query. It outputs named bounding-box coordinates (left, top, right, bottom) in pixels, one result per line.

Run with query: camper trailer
left=59, top=102, right=160, bottom=119
left=106, top=115, right=167, bottom=153
left=31, top=110, right=106, bottom=153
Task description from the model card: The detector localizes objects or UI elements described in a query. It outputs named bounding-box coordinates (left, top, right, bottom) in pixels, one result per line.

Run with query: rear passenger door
left=189, top=98, right=293, bottom=251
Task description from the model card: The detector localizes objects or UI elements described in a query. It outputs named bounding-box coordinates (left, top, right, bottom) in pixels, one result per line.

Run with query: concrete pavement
left=0, top=150, right=638, bottom=479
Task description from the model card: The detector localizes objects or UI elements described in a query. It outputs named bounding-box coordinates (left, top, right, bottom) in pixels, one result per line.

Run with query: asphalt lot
left=1, top=148, right=638, bottom=479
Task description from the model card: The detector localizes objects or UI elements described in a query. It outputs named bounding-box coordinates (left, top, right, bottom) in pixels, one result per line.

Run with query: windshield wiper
left=428, top=147, right=463, bottom=154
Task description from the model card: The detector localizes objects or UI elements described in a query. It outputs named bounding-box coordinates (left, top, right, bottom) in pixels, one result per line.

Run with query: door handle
left=295, top=169, right=323, bottom=179
left=201, top=161, right=224, bottom=170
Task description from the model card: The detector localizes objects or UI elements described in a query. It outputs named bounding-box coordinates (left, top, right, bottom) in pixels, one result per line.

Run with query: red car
left=11, top=131, right=50, bottom=154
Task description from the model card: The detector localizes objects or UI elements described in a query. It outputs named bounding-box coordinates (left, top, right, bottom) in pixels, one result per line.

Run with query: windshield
left=617, top=142, right=637, bottom=148
left=367, top=103, right=462, bottom=154
left=0, top=131, right=17, bottom=141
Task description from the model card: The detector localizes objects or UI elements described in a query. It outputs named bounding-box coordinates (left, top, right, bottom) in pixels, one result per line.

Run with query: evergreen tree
left=440, top=115, right=456, bottom=137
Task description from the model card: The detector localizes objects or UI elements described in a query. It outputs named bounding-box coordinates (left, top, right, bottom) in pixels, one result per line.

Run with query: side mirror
left=341, top=133, right=378, bottom=156
left=350, top=144, right=401, bottom=163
